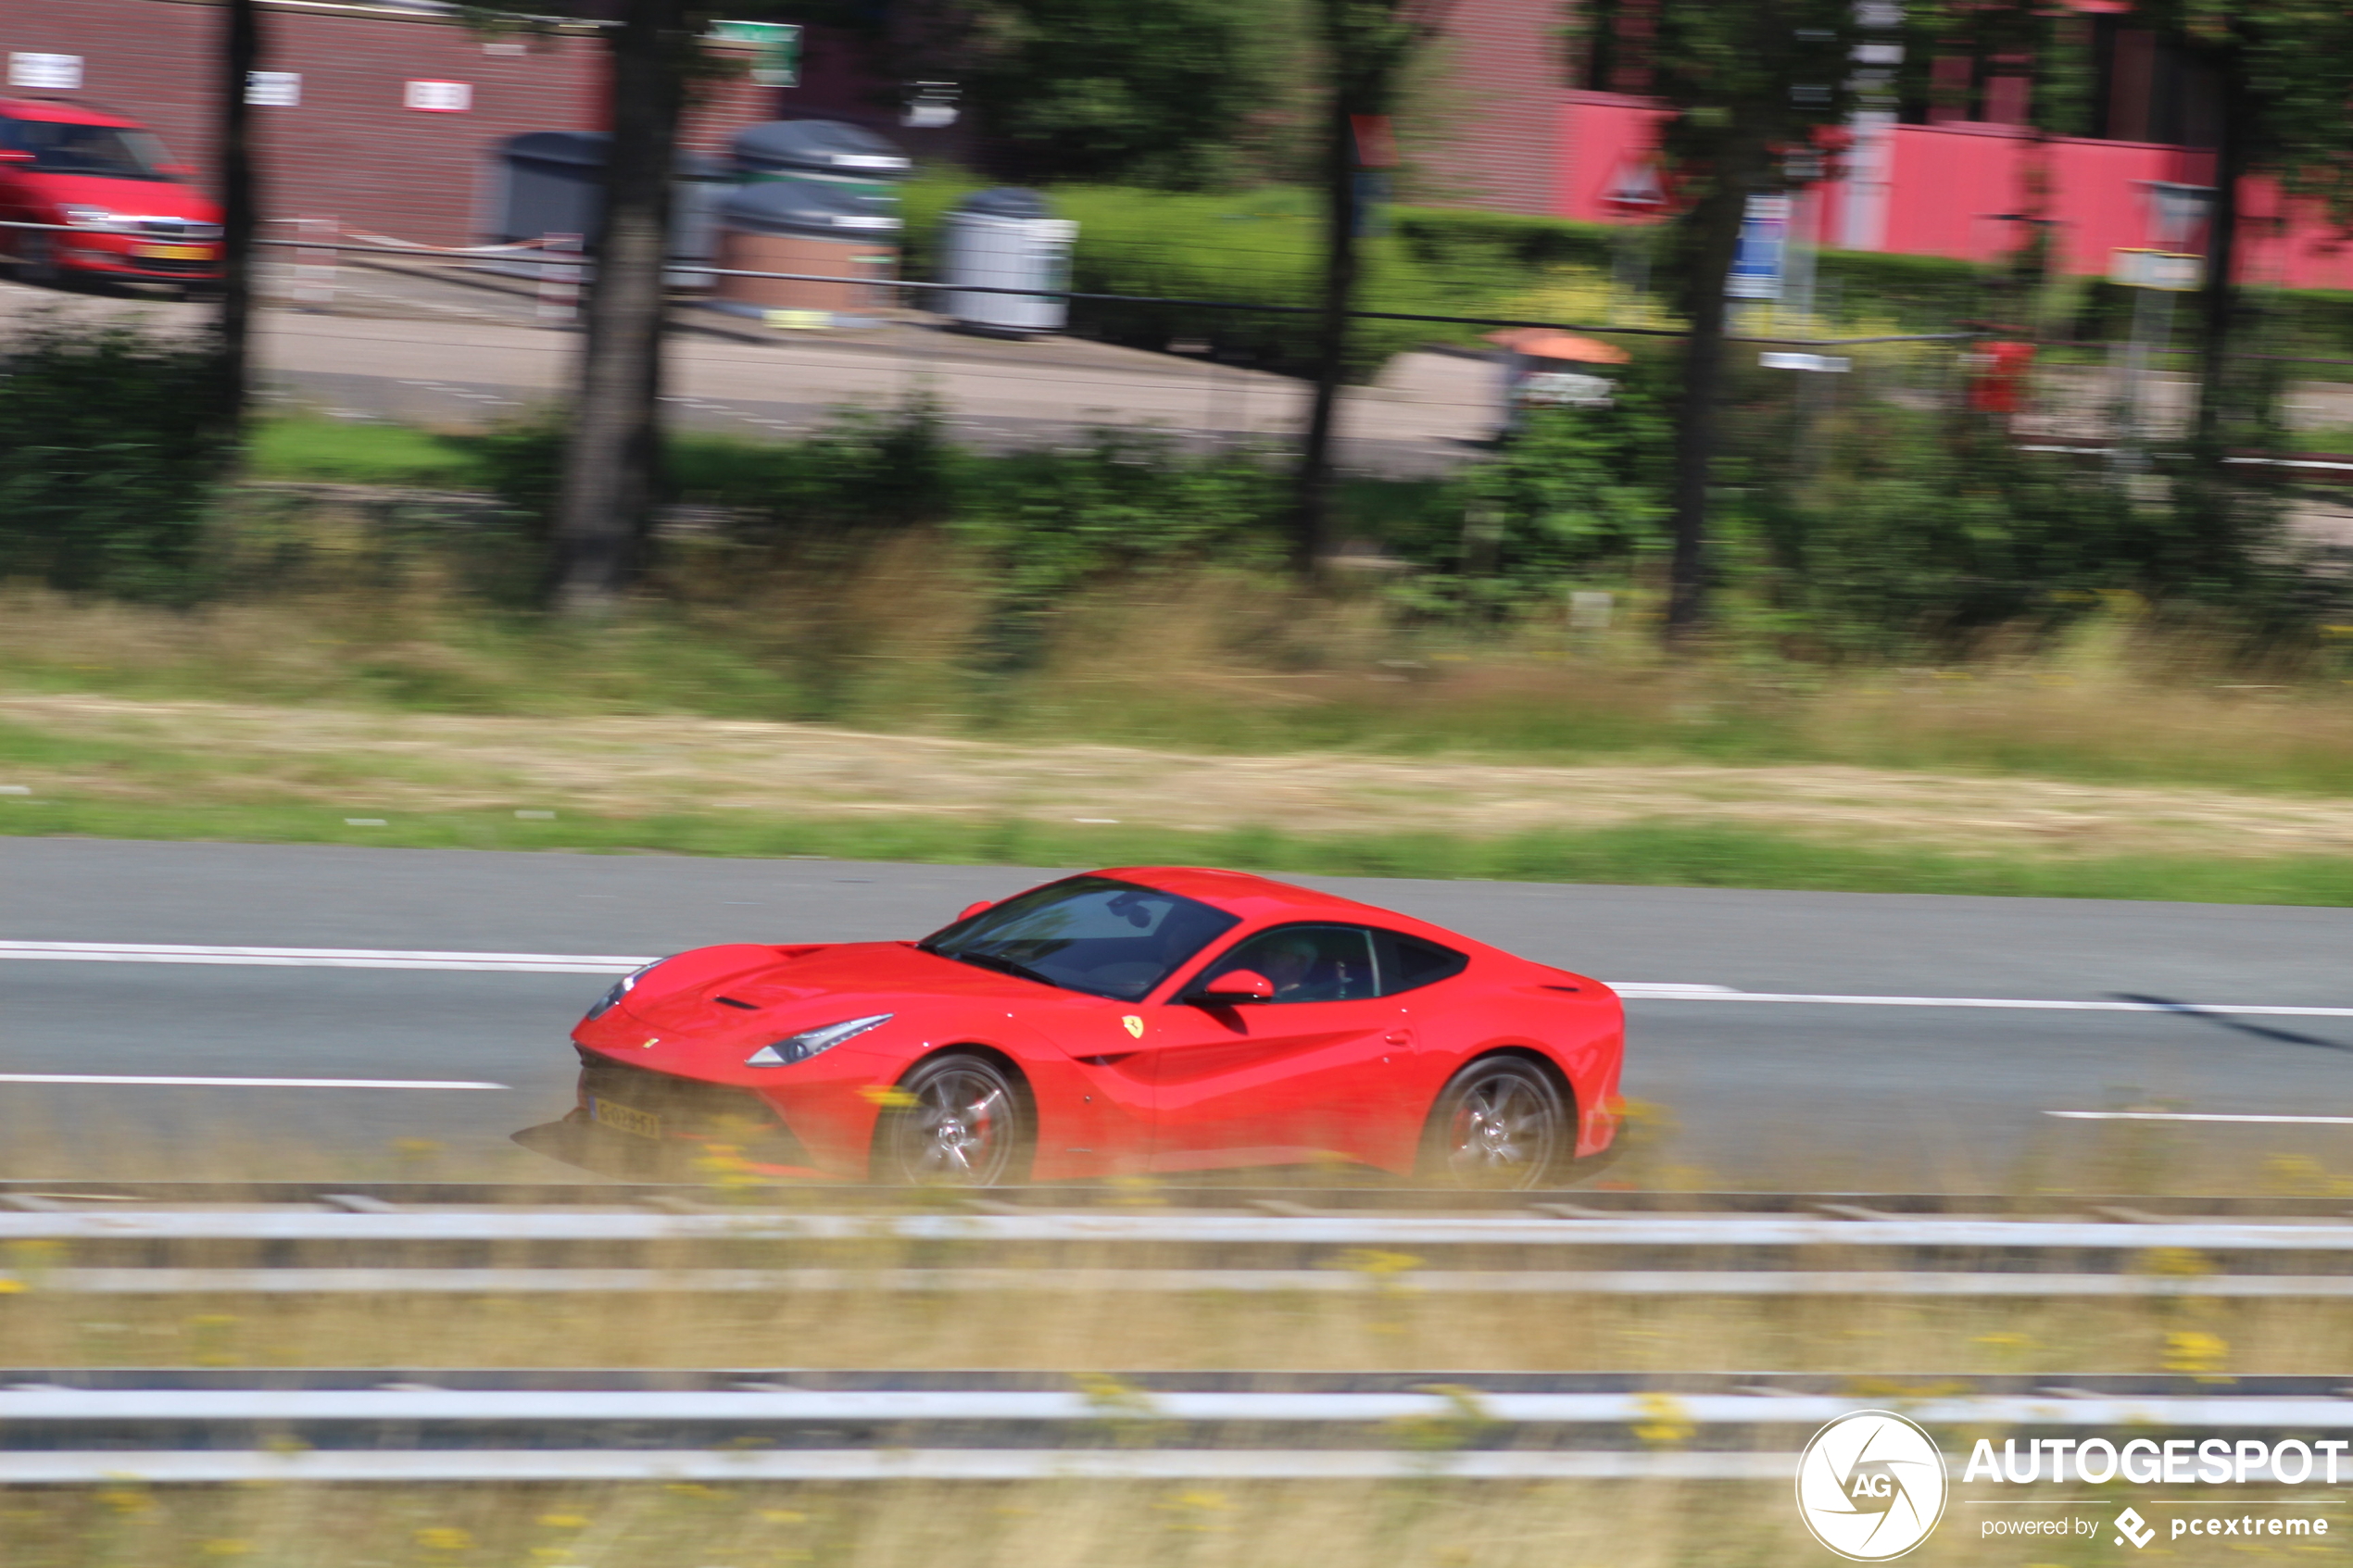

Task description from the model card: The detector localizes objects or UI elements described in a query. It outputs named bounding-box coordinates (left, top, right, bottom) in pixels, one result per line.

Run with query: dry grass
left=1, top=1273, right=2341, bottom=1379
left=0, top=1475, right=2000, bottom=1568
left=10, top=685, right=2353, bottom=861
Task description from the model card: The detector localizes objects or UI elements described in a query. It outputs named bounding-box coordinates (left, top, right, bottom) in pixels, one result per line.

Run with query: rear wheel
left=873, top=1052, right=1032, bottom=1185
left=1421, top=1057, right=1570, bottom=1189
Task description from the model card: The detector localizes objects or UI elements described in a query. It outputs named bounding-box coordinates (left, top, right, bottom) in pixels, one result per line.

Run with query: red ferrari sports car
left=548, top=867, right=1624, bottom=1187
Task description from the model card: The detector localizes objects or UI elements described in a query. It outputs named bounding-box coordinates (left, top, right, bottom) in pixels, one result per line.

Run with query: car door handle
left=1383, top=1030, right=1412, bottom=1046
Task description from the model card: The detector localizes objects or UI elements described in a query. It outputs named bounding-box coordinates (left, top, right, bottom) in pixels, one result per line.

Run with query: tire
left=1420, top=1056, right=1571, bottom=1189
left=872, top=1052, right=1033, bottom=1185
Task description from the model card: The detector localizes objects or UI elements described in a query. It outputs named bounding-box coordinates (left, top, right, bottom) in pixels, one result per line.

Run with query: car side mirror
left=956, top=900, right=992, bottom=922
left=1195, top=969, right=1274, bottom=1003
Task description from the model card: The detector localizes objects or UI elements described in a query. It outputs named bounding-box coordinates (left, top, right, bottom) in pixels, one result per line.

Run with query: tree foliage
left=959, top=0, right=1279, bottom=187
left=1566, top=0, right=1860, bottom=641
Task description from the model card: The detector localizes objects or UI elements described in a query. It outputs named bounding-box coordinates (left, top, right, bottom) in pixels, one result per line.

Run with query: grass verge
left=8, top=796, right=2353, bottom=906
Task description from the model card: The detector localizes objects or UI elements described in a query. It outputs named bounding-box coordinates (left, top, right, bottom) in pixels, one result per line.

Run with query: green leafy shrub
left=950, top=426, right=1288, bottom=663
left=1740, top=402, right=2289, bottom=656
left=1387, top=370, right=1673, bottom=615
left=902, top=178, right=1462, bottom=378
left=0, top=317, right=231, bottom=598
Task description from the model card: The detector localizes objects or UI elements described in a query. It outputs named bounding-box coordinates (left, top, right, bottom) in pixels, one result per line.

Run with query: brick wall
left=1, top=0, right=824, bottom=245
left=1409, top=0, right=1566, bottom=215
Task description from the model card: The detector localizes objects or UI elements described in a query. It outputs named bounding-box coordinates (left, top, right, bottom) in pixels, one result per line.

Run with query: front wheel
left=872, top=1052, right=1033, bottom=1185
left=1420, top=1057, right=1571, bottom=1189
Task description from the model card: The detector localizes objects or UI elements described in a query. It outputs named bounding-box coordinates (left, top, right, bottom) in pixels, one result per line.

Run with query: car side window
left=1373, top=930, right=1468, bottom=997
left=1198, top=923, right=1379, bottom=1004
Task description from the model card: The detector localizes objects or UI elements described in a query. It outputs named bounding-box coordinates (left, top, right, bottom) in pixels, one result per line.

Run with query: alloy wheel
left=1440, top=1064, right=1565, bottom=1187
left=884, top=1057, right=1028, bottom=1185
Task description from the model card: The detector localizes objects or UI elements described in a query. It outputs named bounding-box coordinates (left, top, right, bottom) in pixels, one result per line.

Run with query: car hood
left=19, top=173, right=220, bottom=220
left=620, top=940, right=1051, bottom=1037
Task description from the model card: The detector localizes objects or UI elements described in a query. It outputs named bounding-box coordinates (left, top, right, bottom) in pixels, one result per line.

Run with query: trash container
left=729, top=119, right=911, bottom=196
left=940, top=187, right=1076, bottom=337
left=483, top=132, right=730, bottom=286
left=711, top=179, right=900, bottom=326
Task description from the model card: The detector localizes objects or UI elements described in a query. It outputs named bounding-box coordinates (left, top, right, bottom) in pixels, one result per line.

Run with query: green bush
left=1813, top=249, right=1990, bottom=334
left=902, top=176, right=1466, bottom=378
left=466, top=399, right=1290, bottom=658
left=0, top=317, right=232, bottom=597
left=1387, top=370, right=1674, bottom=616
left=1739, top=400, right=2297, bottom=656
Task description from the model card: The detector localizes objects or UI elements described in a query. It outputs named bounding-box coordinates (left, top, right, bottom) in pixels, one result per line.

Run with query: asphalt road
left=5, top=838, right=2350, bottom=1189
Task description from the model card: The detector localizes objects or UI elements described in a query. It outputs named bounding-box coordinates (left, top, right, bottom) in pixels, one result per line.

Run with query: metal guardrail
left=4, top=1372, right=2349, bottom=1485
left=6, top=1193, right=2353, bottom=1298
left=6, top=1210, right=2353, bottom=1249
left=17, top=1267, right=2353, bottom=1298
left=7, top=1182, right=2351, bottom=1215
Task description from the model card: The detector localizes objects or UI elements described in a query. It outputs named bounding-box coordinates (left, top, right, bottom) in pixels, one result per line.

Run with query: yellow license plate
left=589, top=1097, right=662, bottom=1139
left=137, top=245, right=210, bottom=260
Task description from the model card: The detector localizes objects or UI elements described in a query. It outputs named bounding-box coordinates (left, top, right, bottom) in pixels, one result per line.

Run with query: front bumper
left=570, top=1047, right=824, bottom=1176
left=54, top=234, right=221, bottom=282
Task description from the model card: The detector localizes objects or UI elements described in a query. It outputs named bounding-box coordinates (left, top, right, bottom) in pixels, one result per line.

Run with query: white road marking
left=0, top=1074, right=507, bottom=1090
left=2046, top=1111, right=2353, bottom=1125
left=2, top=946, right=2348, bottom=1022
left=0, top=941, right=645, bottom=973
left=1611, top=983, right=2353, bottom=1018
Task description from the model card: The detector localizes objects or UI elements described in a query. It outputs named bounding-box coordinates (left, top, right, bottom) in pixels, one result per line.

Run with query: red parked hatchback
left=0, top=96, right=221, bottom=289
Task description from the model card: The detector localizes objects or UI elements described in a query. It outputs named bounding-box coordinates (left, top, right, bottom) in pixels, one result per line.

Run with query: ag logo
left=1795, top=1410, right=1947, bottom=1561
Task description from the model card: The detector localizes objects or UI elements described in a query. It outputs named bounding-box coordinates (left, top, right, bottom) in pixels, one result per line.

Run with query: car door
left=1146, top=923, right=1415, bottom=1173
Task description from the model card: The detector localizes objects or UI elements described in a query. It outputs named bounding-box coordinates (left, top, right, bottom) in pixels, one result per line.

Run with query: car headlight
left=584, top=960, right=664, bottom=1022
left=747, top=1013, right=892, bottom=1067
left=59, top=205, right=121, bottom=230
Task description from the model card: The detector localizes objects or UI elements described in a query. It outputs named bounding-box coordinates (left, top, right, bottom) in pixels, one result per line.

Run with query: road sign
left=1602, top=159, right=1665, bottom=216
left=1728, top=194, right=1792, bottom=300
left=2108, top=248, right=2201, bottom=290
left=710, top=20, right=800, bottom=87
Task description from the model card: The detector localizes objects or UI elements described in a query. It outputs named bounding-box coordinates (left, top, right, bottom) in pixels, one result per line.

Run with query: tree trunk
left=1663, top=149, right=1755, bottom=646
left=213, top=0, right=261, bottom=442
left=2192, top=59, right=2245, bottom=456
left=548, top=0, right=684, bottom=614
left=1294, top=24, right=1360, bottom=575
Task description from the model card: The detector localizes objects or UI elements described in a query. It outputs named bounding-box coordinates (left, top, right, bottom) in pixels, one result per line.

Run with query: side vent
left=713, top=996, right=760, bottom=1010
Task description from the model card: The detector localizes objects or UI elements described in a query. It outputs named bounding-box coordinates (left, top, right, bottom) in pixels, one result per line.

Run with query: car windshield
left=920, top=876, right=1240, bottom=1002
left=1, top=119, right=178, bottom=181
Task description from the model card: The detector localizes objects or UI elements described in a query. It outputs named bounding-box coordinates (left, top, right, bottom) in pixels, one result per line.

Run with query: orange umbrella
left=1484, top=328, right=1631, bottom=364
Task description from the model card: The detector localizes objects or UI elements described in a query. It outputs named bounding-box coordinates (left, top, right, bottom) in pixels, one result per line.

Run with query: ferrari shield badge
left=1122, top=1015, right=1145, bottom=1038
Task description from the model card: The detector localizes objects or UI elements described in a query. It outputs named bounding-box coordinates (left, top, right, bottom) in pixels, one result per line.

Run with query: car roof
left=1093, top=865, right=1473, bottom=944
left=0, top=97, right=146, bottom=128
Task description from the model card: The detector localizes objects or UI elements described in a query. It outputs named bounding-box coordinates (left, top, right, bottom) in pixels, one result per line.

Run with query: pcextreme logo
left=1796, top=1411, right=1950, bottom=1561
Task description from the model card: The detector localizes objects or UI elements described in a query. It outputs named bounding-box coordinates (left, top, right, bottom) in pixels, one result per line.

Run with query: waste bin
left=940, top=187, right=1076, bottom=337
left=483, top=132, right=730, bottom=286
left=711, top=179, right=900, bottom=326
left=729, top=119, right=911, bottom=196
